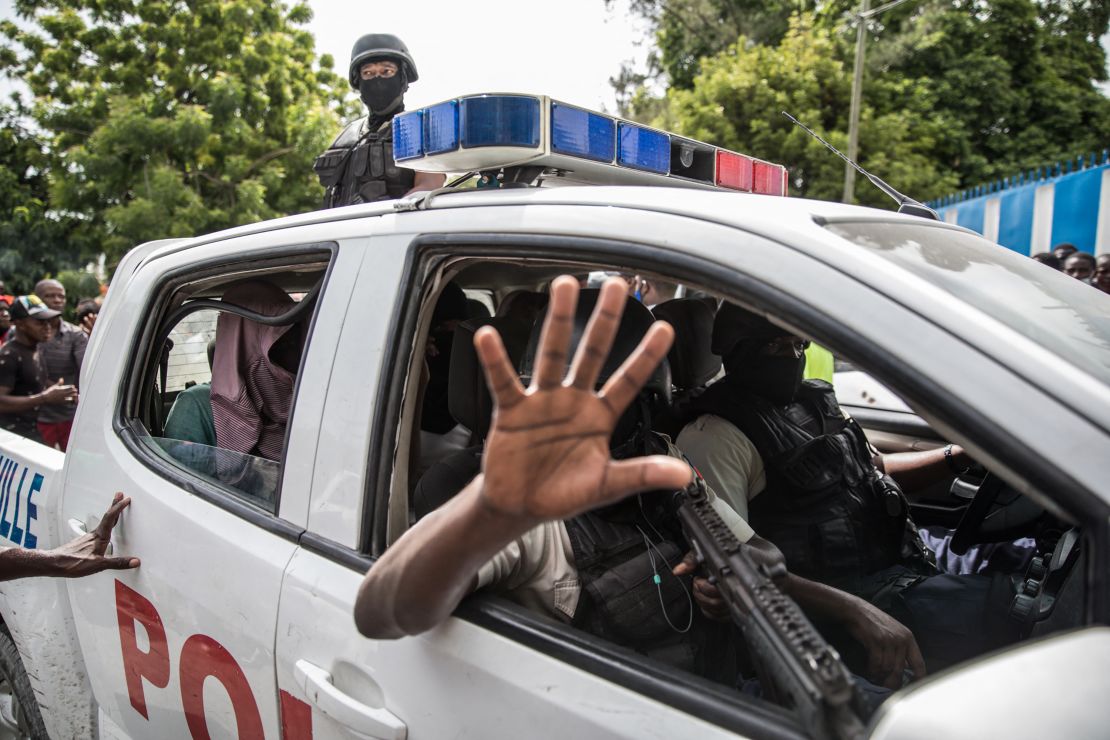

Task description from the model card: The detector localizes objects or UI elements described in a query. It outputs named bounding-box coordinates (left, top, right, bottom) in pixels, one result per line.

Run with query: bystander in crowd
left=33, top=280, right=88, bottom=450
left=0, top=296, right=77, bottom=443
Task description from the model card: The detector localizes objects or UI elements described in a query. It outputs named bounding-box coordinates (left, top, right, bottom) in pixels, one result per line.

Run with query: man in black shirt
left=0, top=296, right=76, bottom=442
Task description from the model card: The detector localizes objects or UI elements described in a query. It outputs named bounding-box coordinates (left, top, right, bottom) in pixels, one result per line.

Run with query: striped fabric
left=37, top=320, right=87, bottom=424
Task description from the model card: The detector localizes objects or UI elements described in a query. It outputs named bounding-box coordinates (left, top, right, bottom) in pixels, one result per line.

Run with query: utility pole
left=843, top=0, right=870, bottom=204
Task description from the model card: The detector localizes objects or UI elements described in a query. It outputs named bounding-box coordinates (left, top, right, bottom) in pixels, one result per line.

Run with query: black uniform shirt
left=0, top=339, right=48, bottom=439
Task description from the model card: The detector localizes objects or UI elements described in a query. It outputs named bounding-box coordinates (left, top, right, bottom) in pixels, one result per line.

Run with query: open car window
left=124, top=252, right=331, bottom=514
left=367, top=241, right=1091, bottom=737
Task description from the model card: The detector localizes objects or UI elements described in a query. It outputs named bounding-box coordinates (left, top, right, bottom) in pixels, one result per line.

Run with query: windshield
left=823, top=221, right=1110, bottom=384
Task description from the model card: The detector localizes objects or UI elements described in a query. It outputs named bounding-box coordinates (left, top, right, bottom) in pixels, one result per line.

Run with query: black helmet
left=520, top=290, right=671, bottom=402
left=711, top=301, right=785, bottom=357
left=348, top=33, right=418, bottom=89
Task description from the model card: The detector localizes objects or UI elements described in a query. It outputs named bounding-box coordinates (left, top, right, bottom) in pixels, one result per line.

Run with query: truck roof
left=131, top=186, right=1110, bottom=433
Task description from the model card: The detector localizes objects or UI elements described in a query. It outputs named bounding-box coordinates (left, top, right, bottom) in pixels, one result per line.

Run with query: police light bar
left=393, top=94, right=788, bottom=195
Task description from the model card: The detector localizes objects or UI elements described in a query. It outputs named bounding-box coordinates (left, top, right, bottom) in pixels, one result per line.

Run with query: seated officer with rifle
left=354, top=277, right=924, bottom=720
left=314, top=33, right=444, bottom=208
left=676, top=302, right=1029, bottom=674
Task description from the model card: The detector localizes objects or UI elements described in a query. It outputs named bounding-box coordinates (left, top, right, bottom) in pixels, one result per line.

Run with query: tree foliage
left=0, top=105, right=86, bottom=293
left=614, top=0, right=1110, bottom=202
left=1, top=0, right=350, bottom=261
left=662, top=14, right=958, bottom=205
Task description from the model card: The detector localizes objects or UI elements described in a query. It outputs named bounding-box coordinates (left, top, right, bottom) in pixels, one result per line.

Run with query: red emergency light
left=716, top=150, right=754, bottom=192
left=753, top=161, right=787, bottom=196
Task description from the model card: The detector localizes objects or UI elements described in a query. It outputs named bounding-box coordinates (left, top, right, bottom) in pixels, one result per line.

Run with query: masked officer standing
left=314, top=34, right=445, bottom=208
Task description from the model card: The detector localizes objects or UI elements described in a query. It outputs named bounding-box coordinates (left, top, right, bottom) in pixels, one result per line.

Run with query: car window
left=126, top=255, right=330, bottom=513
left=824, top=220, right=1110, bottom=385
left=367, top=243, right=1090, bottom=737
left=165, top=309, right=218, bottom=391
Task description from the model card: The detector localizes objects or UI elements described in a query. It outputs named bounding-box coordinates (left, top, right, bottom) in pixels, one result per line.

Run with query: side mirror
left=869, top=627, right=1110, bottom=739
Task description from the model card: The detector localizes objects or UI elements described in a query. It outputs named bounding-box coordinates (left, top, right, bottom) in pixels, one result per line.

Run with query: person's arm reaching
left=0, top=380, right=76, bottom=415
left=0, top=493, right=139, bottom=580
left=879, top=445, right=970, bottom=494
left=353, top=276, right=692, bottom=639
left=675, top=535, right=926, bottom=689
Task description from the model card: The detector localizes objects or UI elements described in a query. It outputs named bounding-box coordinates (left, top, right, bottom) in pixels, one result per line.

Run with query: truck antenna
left=781, top=111, right=938, bottom=220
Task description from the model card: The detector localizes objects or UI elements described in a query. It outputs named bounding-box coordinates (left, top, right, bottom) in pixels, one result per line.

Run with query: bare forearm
left=354, top=475, right=535, bottom=639
left=0, top=394, right=42, bottom=414
left=781, top=572, right=868, bottom=623
left=0, top=547, right=55, bottom=581
left=882, top=445, right=968, bottom=493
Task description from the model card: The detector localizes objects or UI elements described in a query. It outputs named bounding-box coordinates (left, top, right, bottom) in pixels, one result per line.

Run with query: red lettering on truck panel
left=180, top=634, right=264, bottom=740
left=279, top=690, right=313, bottom=739
left=115, top=580, right=171, bottom=719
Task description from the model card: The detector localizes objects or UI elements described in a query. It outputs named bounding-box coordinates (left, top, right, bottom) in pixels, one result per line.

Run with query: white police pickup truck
left=0, top=95, right=1107, bottom=740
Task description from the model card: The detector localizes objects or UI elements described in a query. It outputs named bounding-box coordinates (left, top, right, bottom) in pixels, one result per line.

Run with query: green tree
left=0, top=105, right=86, bottom=293
left=663, top=14, right=958, bottom=205
left=1, top=0, right=350, bottom=261
left=614, top=0, right=1110, bottom=197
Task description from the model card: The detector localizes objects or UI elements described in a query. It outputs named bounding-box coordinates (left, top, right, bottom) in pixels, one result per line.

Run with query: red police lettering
left=180, top=634, right=264, bottom=740
left=280, top=690, right=313, bottom=740
left=115, top=581, right=170, bottom=719
left=115, top=581, right=279, bottom=737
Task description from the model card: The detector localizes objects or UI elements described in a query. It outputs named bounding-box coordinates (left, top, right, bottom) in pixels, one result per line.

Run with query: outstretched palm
left=474, top=277, right=691, bottom=521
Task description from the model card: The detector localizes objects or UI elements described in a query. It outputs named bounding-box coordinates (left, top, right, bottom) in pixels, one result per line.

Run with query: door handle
left=294, top=659, right=406, bottom=740
left=67, top=518, right=113, bottom=554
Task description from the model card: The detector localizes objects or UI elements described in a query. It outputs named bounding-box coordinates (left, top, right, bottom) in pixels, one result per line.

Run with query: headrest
left=711, top=301, right=783, bottom=357
left=465, top=298, right=491, bottom=320
left=432, top=283, right=468, bottom=326
left=496, top=290, right=548, bottom=324
left=448, top=316, right=533, bottom=438
left=519, top=290, right=671, bottom=401
left=652, top=298, right=721, bottom=391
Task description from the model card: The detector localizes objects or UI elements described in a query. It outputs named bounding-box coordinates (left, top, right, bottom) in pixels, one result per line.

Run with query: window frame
left=298, top=228, right=1109, bottom=736
left=115, top=243, right=337, bottom=533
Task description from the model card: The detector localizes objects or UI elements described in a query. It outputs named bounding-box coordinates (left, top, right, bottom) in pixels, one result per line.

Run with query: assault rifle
left=675, top=477, right=867, bottom=740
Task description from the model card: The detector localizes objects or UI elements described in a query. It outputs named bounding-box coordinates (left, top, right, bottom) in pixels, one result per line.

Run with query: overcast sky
left=0, top=0, right=650, bottom=112
left=1, top=1, right=1106, bottom=107
left=308, top=0, right=649, bottom=111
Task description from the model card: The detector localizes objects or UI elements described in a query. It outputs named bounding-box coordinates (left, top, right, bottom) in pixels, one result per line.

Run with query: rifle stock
left=676, top=478, right=866, bottom=740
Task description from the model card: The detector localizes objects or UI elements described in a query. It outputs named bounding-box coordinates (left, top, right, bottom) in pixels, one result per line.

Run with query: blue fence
left=931, top=151, right=1110, bottom=256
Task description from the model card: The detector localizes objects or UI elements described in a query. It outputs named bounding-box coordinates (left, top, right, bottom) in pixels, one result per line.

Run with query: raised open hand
left=473, top=276, right=692, bottom=522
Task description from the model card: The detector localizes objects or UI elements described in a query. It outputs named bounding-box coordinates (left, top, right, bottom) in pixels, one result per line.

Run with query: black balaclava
left=360, top=73, right=406, bottom=120
left=722, top=340, right=807, bottom=406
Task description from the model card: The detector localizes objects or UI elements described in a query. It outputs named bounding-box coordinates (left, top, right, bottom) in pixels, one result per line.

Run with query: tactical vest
left=684, top=380, right=934, bottom=600
left=313, top=115, right=415, bottom=208
left=563, top=435, right=743, bottom=682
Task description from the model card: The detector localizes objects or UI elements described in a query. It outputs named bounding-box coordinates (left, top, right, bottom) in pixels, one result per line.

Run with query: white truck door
left=274, top=226, right=769, bottom=739
left=61, top=239, right=352, bottom=738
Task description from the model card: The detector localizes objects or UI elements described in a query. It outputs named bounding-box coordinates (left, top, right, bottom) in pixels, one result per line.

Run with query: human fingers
left=672, top=550, right=698, bottom=577
left=880, top=645, right=905, bottom=690
left=474, top=327, right=525, bottom=411
left=906, top=635, right=927, bottom=681
left=692, top=578, right=728, bottom=619
left=531, top=276, right=578, bottom=390
left=599, top=455, right=692, bottom=508
left=80, top=556, right=141, bottom=575
left=93, top=494, right=130, bottom=542
left=567, top=278, right=626, bottom=391
left=598, top=321, right=674, bottom=417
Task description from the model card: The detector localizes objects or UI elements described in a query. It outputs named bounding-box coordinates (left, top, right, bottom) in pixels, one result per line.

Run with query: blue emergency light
left=392, top=94, right=788, bottom=195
